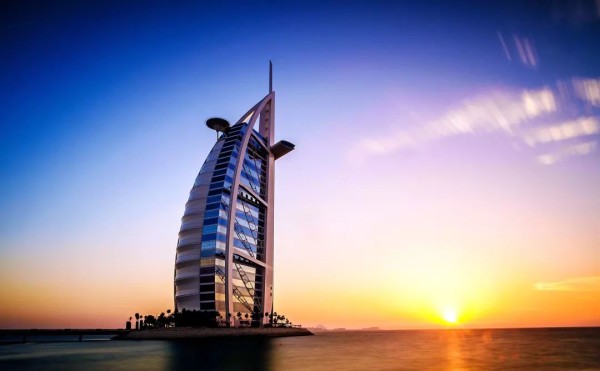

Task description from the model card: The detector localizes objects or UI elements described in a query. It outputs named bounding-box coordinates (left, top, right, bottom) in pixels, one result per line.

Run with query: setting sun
left=442, top=309, right=458, bottom=324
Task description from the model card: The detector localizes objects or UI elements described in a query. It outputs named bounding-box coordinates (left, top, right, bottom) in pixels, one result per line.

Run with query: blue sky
left=1, top=1, right=599, bottom=328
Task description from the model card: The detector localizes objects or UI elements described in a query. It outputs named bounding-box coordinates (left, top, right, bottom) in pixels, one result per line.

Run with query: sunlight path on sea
left=1, top=328, right=599, bottom=370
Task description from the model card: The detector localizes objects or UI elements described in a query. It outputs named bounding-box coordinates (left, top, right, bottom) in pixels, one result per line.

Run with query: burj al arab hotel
left=174, top=63, right=294, bottom=326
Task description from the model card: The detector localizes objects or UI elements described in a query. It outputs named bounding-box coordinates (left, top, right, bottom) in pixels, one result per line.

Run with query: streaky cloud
left=573, top=78, right=600, bottom=107
left=534, top=276, right=600, bottom=292
left=521, top=117, right=599, bottom=147
left=352, top=77, right=600, bottom=165
left=536, top=140, right=597, bottom=165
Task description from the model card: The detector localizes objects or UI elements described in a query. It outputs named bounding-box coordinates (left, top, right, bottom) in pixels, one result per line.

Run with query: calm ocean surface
left=1, top=328, right=599, bottom=370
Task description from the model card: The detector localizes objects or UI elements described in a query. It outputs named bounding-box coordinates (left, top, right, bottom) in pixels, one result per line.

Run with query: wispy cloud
left=573, top=78, right=600, bottom=106
left=351, top=78, right=600, bottom=165
left=513, top=35, right=538, bottom=68
left=425, top=88, right=555, bottom=136
left=534, top=276, right=600, bottom=292
left=536, top=140, right=597, bottom=165
left=521, top=117, right=599, bottom=147
left=496, top=31, right=539, bottom=68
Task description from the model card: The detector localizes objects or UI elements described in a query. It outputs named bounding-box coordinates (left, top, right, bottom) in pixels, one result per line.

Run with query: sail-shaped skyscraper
left=174, top=63, right=294, bottom=326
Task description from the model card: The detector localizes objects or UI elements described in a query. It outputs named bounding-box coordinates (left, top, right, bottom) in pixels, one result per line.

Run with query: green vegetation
left=265, top=311, right=294, bottom=327
left=127, top=309, right=296, bottom=329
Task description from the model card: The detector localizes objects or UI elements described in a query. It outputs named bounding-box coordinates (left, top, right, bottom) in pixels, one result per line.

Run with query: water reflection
left=166, top=338, right=272, bottom=371
left=1, top=329, right=599, bottom=370
left=444, top=330, right=465, bottom=370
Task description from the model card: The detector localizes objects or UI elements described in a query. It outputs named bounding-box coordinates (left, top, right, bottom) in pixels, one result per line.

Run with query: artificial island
left=120, top=63, right=311, bottom=340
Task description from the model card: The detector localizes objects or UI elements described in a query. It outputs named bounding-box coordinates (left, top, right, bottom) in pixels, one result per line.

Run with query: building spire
left=269, top=60, right=273, bottom=93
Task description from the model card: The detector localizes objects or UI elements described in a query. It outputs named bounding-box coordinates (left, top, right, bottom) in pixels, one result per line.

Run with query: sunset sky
left=1, top=1, right=599, bottom=329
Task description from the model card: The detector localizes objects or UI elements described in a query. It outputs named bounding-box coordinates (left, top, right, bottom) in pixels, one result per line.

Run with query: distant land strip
left=1, top=329, right=127, bottom=336
left=0, top=329, right=127, bottom=345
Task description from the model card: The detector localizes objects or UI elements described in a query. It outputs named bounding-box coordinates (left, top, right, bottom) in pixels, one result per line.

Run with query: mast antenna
left=269, top=60, right=273, bottom=93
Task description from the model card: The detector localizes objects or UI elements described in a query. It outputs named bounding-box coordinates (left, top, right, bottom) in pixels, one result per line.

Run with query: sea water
left=1, top=328, right=599, bottom=370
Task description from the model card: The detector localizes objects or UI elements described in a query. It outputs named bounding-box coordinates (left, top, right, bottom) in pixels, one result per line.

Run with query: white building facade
left=174, top=67, right=294, bottom=326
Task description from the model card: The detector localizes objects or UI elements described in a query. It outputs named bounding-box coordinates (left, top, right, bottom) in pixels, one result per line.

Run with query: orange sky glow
left=1, top=1, right=599, bottom=331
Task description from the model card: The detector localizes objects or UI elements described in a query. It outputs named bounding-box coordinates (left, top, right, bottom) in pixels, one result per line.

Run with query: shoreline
left=0, top=327, right=313, bottom=344
left=114, top=327, right=313, bottom=340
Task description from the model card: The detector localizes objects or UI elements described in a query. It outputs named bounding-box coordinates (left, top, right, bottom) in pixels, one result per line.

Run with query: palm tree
left=135, top=313, right=140, bottom=330
left=271, top=312, right=277, bottom=326
left=158, top=312, right=166, bottom=328
left=166, top=309, right=173, bottom=327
